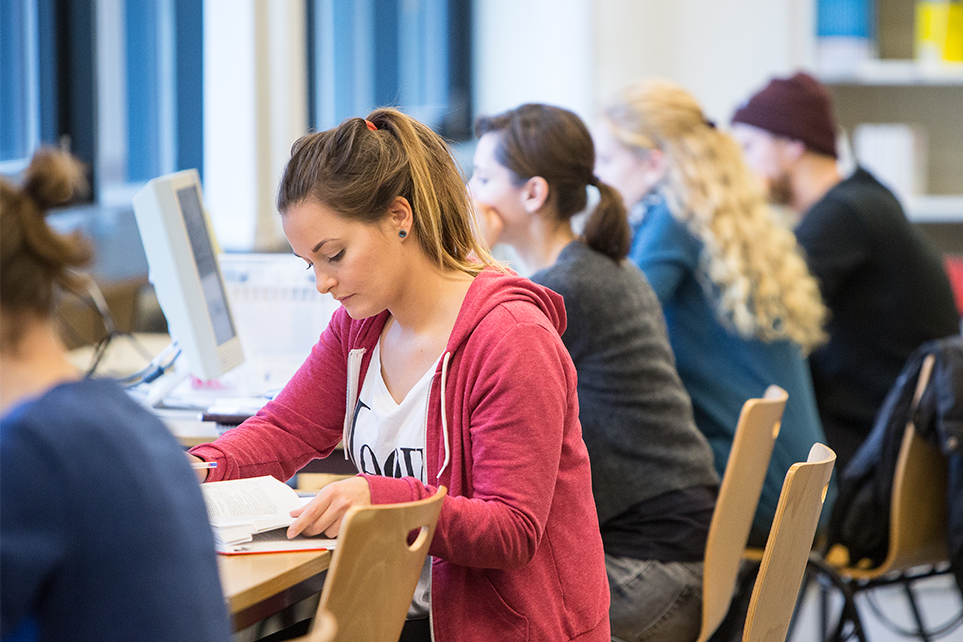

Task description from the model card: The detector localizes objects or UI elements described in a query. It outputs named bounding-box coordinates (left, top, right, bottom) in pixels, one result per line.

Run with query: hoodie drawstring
left=343, top=348, right=366, bottom=462
left=345, top=346, right=451, bottom=478
left=438, top=352, right=452, bottom=480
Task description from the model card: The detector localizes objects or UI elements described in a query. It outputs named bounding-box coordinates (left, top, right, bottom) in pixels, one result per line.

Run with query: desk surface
left=154, top=408, right=221, bottom=447
left=219, top=549, right=331, bottom=631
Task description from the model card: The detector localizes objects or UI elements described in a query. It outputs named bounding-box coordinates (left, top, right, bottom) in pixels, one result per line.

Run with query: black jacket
left=827, top=335, right=963, bottom=591
left=798, top=169, right=960, bottom=472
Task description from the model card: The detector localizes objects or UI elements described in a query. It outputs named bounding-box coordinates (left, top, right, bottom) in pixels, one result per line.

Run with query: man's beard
left=767, top=171, right=794, bottom=207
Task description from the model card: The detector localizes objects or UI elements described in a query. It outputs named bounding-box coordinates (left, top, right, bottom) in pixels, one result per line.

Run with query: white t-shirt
left=350, top=341, right=436, bottom=480
left=350, top=340, right=438, bottom=618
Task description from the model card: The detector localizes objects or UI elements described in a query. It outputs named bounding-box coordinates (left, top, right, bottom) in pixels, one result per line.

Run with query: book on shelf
left=852, top=123, right=928, bottom=205
left=201, top=475, right=336, bottom=555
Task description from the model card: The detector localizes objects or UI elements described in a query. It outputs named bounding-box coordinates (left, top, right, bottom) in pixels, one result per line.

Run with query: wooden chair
left=743, top=443, right=837, bottom=642
left=810, top=354, right=959, bottom=642
left=310, top=610, right=336, bottom=642
left=695, top=385, right=788, bottom=642
left=292, top=487, right=447, bottom=642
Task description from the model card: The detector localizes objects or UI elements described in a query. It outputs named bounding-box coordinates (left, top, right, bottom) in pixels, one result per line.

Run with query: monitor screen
left=132, top=169, right=244, bottom=383
left=176, top=185, right=236, bottom=346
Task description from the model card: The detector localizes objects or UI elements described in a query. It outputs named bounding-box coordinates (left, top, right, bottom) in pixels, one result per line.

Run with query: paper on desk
left=223, top=528, right=337, bottom=554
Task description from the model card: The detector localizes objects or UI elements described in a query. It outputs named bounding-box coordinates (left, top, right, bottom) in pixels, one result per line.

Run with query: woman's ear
left=386, top=196, right=414, bottom=236
left=522, top=176, right=550, bottom=215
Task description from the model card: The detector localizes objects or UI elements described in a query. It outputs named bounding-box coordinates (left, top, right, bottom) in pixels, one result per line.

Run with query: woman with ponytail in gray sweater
left=470, top=104, right=720, bottom=642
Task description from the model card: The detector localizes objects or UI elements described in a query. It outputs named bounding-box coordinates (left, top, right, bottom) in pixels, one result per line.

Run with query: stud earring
left=399, top=230, right=407, bottom=238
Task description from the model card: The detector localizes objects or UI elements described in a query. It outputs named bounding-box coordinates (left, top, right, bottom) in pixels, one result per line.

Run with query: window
left=0, top=0, right=59, bottom=174
left=98, top=0, right=204, bottom=205
left=307, top=0, right=472, bottom=141
left=0, top=0, right=203, bottom=202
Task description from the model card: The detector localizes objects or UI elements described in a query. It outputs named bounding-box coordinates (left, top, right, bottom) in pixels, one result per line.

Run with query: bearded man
left=731, top=71, right=960, bottom=471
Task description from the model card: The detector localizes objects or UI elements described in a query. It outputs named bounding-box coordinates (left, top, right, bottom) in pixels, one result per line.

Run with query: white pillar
left=203, top=0, right=307, bottom=252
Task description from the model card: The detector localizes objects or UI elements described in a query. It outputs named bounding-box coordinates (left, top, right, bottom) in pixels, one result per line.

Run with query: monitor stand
left=143, top=366, right=191, bottom=409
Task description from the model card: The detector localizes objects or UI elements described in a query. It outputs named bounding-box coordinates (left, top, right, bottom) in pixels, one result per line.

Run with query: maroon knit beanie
left=731, top=72, right=838, bottom=158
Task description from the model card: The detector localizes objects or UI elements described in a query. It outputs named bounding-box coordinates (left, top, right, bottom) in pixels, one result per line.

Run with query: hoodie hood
left=427, top=268, right=568, bottom=478
left=447, top=268, right=567, bottom=353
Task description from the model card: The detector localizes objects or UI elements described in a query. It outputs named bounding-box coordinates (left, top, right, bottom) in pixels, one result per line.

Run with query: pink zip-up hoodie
left=191, top=269, right=610, bottom=641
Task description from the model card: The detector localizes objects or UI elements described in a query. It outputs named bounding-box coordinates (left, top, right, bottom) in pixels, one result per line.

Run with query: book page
left=202, top=475, right=303, bottom=523
left=202, top=475, right=337, bottom=554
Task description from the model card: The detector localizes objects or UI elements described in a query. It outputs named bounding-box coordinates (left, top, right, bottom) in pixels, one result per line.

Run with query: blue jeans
left=606, top=554, right=704, bottom=642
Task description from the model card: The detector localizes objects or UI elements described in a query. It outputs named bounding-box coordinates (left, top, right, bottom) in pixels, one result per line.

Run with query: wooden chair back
left=842, top=354, right=949, bottom=579
left=743, top=443, right=837, bottom=642
left=695, top=385, right=788, bottom=642
left=299, top=487, right=446, bottom=642
left=310, top=610, right=336, bottom=642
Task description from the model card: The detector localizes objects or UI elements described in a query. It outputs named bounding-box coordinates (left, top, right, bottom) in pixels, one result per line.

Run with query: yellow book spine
left=945, top=2, right=963, bottom=61
left=916, top=1, right=963, bottom=62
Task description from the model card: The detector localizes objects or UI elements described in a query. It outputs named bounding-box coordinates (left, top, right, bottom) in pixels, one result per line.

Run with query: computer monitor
left=132, top=169, right=244, bottom=382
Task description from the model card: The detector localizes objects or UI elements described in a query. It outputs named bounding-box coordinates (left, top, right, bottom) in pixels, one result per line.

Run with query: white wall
left=593, top=0, right=816, bottom=123
left=473, top=0, right=596, bottom=122
left=475, top=0, right=816, bottom=128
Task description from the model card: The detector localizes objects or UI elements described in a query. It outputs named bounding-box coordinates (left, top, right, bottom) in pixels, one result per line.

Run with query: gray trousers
left=606, top=554, right=704, bottom=642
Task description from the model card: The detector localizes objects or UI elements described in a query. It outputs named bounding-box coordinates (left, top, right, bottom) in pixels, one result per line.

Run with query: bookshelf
left=817, top=0, right=963, bottom=233
left=821, top=58, right=963, bottom=85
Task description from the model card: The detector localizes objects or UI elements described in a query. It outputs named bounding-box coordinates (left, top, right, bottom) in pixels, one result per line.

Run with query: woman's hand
left=473, top=200, right=504, bottom=248
left=287, top=477, right=371, bottom=539
left=186, top=453, right=209, bottom=482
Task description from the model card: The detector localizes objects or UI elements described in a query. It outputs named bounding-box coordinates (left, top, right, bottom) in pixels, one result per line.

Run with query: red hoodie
left=191, top=269, right=610, bottom=641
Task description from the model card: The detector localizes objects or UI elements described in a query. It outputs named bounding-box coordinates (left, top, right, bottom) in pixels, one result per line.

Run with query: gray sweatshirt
left=531, top=241, right=718, bottom=525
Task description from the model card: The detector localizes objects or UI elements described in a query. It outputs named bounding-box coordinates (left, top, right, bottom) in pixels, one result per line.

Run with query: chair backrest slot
left=297, top=487, right=447, bottom=642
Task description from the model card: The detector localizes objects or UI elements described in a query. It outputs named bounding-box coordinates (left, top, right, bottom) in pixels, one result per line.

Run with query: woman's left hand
left=287, top=476, right=371, bottom=538
left=473, top=200, right=504, bottom=248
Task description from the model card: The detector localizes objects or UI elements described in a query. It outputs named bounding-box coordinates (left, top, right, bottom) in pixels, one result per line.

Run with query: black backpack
left=826, top=335, right=963, bottom=580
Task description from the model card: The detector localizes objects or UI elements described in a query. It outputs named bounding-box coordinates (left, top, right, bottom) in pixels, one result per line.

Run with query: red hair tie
left=364, top=119, right=377, bottom=131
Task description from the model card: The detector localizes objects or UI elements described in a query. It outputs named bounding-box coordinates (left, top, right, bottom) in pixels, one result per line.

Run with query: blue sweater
left=1, top=379, right=231, bottom=642
left=629, top=196, right=833, bottom=537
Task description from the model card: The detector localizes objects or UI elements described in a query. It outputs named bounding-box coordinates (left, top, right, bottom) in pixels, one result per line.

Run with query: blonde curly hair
left=601, top=78, right=827, bottom=353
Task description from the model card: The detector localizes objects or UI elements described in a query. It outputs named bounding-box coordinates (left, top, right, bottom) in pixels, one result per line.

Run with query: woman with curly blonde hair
left=593, top=78, right=833, bottom=543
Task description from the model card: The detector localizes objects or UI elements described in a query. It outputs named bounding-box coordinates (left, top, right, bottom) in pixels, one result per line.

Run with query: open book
left=201, top=475, right=337, bottom=554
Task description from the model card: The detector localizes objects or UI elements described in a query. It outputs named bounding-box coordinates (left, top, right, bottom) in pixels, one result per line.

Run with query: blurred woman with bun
left=0, top=148, right=231, bottom=642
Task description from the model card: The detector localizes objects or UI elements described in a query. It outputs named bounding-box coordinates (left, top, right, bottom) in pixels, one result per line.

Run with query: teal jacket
left=629, top=195, right=835, bottom=539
